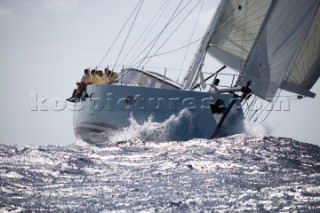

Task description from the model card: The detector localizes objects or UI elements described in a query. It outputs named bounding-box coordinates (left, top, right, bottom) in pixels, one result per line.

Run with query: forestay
left=207, top=0, right=320, bottom=100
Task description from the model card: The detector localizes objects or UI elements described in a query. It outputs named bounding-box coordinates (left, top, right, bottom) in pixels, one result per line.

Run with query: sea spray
left=102, top=109, right=265, bottom=144
left=242, top=120, right=273, bottom=137
left=107, top=109, right=202, bottom=143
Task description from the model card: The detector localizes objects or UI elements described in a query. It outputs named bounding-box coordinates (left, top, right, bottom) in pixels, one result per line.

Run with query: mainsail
left=206, top=0, right=320, bottom=100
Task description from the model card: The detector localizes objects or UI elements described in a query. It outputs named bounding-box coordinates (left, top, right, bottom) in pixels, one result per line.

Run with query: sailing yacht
left=71, top=0, right=320, bottom=143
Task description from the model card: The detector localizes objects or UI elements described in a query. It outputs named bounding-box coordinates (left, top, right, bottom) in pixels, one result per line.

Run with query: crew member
left=93, top=70, right=104, bottom=84
left=103, top=68, right=111, bottom=83
left=210, top=78, right=220, bottom=92
left=240, top=81, right=252, bottom=101
left=67, top=69, right=89, bottom=101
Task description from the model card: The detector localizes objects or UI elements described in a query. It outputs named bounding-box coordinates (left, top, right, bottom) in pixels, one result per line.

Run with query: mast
left=182, top=0, right=227, bottom=90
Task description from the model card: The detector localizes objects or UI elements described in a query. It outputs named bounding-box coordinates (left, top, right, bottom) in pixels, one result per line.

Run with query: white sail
left=208, top=0, right=273, bottom=70
left=280, top=6, right=320, bottom=98
left=207, top=0, right=320, bottom=100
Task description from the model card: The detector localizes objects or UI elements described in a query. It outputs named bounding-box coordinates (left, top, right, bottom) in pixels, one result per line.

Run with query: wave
left=99, top=109, right=272, bottom=144
left=1, top=136, right=320, bottom=212
left=107, top=109, right=201, bottom=143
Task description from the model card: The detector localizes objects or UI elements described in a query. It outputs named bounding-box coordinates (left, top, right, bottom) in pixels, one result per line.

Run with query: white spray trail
left=107, top=109, right=200, bottom=143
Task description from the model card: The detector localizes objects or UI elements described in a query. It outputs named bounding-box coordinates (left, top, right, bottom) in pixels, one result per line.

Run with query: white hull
left=73, top=84, right=244, bottom=143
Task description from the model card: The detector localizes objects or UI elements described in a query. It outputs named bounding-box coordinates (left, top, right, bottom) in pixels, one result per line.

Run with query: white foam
left=108, top=109, right=197, bottom=143
left=242, top=120, right=272, bottom=137
left=92, top=109, right=273, bottom=144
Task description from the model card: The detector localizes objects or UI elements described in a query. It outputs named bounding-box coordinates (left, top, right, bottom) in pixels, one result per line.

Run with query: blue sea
left=1, top=134, right=320, bottom=212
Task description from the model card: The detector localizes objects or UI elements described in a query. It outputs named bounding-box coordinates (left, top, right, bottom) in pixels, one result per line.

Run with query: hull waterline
left=73, top=84, right=244, bottom=143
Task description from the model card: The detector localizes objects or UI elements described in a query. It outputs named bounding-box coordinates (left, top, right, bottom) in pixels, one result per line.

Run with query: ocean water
left=1, top=135, right=320, bottom=212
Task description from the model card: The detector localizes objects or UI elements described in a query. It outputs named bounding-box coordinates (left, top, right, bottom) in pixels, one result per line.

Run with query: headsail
left=206, top=0, right=320, bottom=100
left=208, top=0, right=273, bottom=70
left=280, top=7, right=320, bottom=98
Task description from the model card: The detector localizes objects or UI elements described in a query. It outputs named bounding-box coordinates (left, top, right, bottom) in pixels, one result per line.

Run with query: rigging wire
left=118, top=0, right=170, bottom=68
left=244, top=95, right=258, bottom=119
left=130, top=0, right=187, bottom=68
left=97, top=0, right=143, bottom=68
left=113, top=0, right=144, bottom=71
left=132, top=37, right=203, bottom=65
left=130, top=0, right=189, bottom=68
left=139, top=0, right=202, bottom=69
left=177, top=0, right=204, bottom=83
left=182, top=12, right=214, bottom=87
left=253, top=89, right=283, bottom=123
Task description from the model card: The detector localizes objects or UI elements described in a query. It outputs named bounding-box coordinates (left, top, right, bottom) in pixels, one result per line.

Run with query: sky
left=0, top=0, right=319, bottom=146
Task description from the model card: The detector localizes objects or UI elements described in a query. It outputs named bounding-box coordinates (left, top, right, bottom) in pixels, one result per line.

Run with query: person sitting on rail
left=80, top=69, right=89, bottom=84
left=75, top=69, right=96, bottom=98
left=86, top=69, right=95, bottom=84
left=111, top=72, right=118, bottom=82
left=104, top=68, right=113, bottom=84
left=105, top=71, right=118, bottom=84
left=101, top=68, right=110, bottom=83
left=93, top=70, right=104, bottom=84
left=75, top=69, right=102, bottom=98
left=67, top=68, right=89, bottom=101
left=99, top=70, right=105, bottom=83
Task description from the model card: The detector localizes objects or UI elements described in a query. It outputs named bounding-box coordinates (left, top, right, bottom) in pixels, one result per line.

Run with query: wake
left=99, top=109, right=273, bottom=144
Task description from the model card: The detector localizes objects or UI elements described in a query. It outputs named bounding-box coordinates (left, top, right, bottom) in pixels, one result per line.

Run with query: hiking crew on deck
left=67, top=67, right=118, bottom=102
